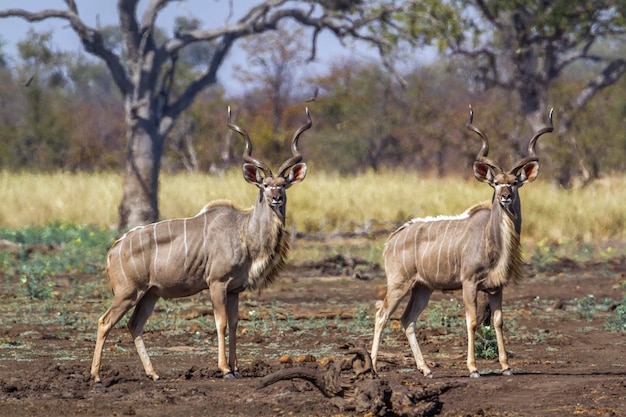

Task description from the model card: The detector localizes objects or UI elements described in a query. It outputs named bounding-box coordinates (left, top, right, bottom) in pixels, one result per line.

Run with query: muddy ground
left=0, top=243, right=624, bottom=416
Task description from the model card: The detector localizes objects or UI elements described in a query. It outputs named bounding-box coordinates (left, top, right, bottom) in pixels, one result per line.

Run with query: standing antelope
left=371, top=106, right=553, bottom=378
left=90, top=107, right=312, bottom=384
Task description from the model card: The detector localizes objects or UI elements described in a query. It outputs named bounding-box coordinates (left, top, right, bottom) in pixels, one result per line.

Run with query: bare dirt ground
left=0, top=242, right=624, bottom=416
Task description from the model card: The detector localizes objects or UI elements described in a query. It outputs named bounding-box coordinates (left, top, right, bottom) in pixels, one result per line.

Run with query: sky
left=0, top=0, right=387, bottom=95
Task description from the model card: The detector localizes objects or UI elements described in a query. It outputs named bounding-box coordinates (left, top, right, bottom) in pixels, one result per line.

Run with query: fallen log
left=257, top=344, right=465, bottom=416
left=258, top=361, right=344, bottom=398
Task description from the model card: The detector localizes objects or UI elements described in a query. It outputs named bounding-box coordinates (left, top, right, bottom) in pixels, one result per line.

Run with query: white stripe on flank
left=153, top=224, right=159, bottom=279
left=401, top=227, right=409, bottom=278
left=202, top=214, right=208, bottom=268
left=449, top=220, right=460, bottom=271
left=116, top=240, right=129, bottom=283
left=139, top=228, right=148, bottom=274
left=391, top=232, right=401, bottom=273
left=420, top=225, right=430, bottom=279
left=166, top=220, right=173, bottom=266
left=436, top=221, right=452, bottom=279
left=413, top=224, right=419, bottom=276
left=183, top=218, right=188, bottom=270
left=458, top=221, right=471, bottom=281
left=129, top=231, right=141, bottom=277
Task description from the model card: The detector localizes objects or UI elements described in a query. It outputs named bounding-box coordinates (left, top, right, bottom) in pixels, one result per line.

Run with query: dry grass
left=0, top=171, right=121, bottom=228
left=1, top=170, right=625, bottom=252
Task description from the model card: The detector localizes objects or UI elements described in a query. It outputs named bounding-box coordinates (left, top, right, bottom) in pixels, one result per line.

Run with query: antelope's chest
left=246, top=228, right=290, bottom=290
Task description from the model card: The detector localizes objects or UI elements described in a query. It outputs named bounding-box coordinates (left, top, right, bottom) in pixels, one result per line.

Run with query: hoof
left=425, top=373, right=434, bottom=379
left=224, top=371, right=242, bottom=380
left=502, top=368, right=513, bottom=376
left=469, top=371, right=480, bottom=378
left=94, top=381, right=103, bottom=388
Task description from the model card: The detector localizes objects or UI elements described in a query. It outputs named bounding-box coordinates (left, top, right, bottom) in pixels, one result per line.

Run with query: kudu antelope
left=371, top=106, right=553, bottom=378
left=90, top=107, right=312, bottom=384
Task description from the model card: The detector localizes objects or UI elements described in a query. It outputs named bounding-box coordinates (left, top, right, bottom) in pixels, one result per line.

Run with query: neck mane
left=485, top=201, right=524, bottom=289
left=245, top=198, right=290, bottom=291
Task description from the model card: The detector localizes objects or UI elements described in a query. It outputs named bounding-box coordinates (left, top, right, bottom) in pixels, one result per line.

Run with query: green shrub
left=19, top=261, right=56, bottom=299
left=575, top=294, right=598, bottom=321
left=0, top=223, right=116, bottom=299
left=474, top=325, right=499, bottom=360
left=425, top=298, right=464, bottom=335
left=605, top=294, right=626, bottom=333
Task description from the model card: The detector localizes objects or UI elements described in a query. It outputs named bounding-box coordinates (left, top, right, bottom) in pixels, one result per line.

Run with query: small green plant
left=575, top=294, right=597, bottom=321
left=530, top=238, right=559, bottom=270
left=605, top=294, right=626, bottom=333
left=474, top=325, right=499, bottom=360
left=247, top=309, right=262, bottom=334
left=19, top=261, right=55, bottom=299
left=425, top=298, right=464, bottom=335
left=354, top=304, right=372, bottom=332
left=0, top=223, right=116, bottom=299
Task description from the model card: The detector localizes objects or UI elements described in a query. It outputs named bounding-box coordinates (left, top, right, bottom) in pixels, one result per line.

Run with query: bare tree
left=407, top=0, right=625, bottom=185
left=235, top=26, right=308, bottom=134
left=0, top=0, right=408, bottom=230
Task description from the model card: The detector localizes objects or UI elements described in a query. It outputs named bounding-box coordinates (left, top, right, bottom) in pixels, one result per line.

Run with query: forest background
left=0, top=2, right=624, bottom=179
left=0, top=1, right=624, bottom=248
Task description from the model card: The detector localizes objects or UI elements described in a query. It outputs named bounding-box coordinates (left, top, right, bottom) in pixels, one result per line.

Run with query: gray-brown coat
left=371, top=106, right=553, bottom=378
left=90, top=108, right=312, bottom=383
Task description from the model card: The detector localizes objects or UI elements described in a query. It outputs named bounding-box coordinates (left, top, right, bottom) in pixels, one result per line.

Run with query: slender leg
left=90, top=293, right=138, bottom=384
left=371, top=278, right=412, bottom=372
left=210, top=284, right=231, bottom=377
left=225, top=292, right=242, bottom=379
left=488, top=288, right=511, bottom=375
left=127, top=292, right=160, bottom=381
left=462, top=283, right=480, bottom=378
left=401, top=285, right=433, bottom=377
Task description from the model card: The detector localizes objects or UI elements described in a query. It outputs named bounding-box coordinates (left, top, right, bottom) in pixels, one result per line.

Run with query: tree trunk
left=117, top=107, right=164, bottom=231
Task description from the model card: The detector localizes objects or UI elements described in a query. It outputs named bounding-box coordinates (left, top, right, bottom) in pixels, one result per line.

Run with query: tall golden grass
left=1, top=170, right=625, bottom=250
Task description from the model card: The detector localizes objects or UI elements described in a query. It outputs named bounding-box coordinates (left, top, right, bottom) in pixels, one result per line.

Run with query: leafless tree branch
left=140, top=0, right=168, bottom=29
left=0, top=7, right=132, bottom=95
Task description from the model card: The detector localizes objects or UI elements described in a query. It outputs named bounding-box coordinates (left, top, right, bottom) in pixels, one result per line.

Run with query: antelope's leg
left=226, top=292, right=242, bottom=379
left=91, top=294, right=137, bottom=384
left=371, top=279, right=411, bottom=371
left=401, top=285, right=433, bottom=377
left=210, top=284, right=231, bottom=377
left=127, top=292, right=160, bottom=381
left=462, top=283, right=480, bottom=378
left=488, top=289, right=511, bottom=375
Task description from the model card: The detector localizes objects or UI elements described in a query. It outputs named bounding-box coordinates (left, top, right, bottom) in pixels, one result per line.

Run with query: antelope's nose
left=500, top=194, right=512, bottom=205
left=271, top=195, right=283, bottom=207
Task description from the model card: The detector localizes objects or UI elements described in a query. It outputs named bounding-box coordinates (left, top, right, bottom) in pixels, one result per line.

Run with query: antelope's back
left=105, top=204, right=243, bottom=294
left=383, top=202, right=492, bottom=288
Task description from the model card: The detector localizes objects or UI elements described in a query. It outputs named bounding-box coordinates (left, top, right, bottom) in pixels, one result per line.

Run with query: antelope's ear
left=243, top=163, right=264, bottom=187
left=518, top=161, right=539, bottom=185
left=473, top=161, right=495, bottom=184
left=284, top=162, right=307, bottom=188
